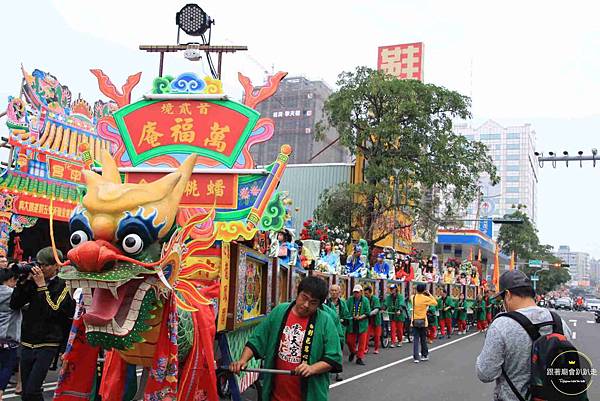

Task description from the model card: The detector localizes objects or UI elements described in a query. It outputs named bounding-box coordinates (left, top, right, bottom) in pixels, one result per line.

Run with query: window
left=506, top=187, right=520, bottom=193
left=480, top=133, right=501, bottom=141
left=507, top=133, right=520, bottom=140
left=505, top=176, right=520, bottom=182
left=506, top=143, right=520, bottom=150
left=505, top=198, right=520, bottom=205
left=506, top=154, right=520, bottom=160
left=464, top=135, right=474, bottom=141
left=506, top=165, right=520, bottom=171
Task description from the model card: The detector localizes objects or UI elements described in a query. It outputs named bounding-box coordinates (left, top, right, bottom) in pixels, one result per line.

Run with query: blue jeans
left=0, top=346, right=18, bottom=390
left=412, top=327, right=428, bottom=360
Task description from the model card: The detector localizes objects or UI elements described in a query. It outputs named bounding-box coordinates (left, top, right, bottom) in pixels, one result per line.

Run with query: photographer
left=10, top=247, right=75, bottom=401
left=0, top=266, right=21, bottom=400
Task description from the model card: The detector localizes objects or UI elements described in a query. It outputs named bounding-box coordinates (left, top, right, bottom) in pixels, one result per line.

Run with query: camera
left=10, top=261, right=38, bottom=281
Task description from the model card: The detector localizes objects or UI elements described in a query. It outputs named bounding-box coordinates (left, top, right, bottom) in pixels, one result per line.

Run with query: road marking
left=587, top=321, right=595, bottom=324
left=330, top=331, right=480, bottom=388
left=569, top=319, right=577, bottom=327
left=572, top=331, right=577, bottom=340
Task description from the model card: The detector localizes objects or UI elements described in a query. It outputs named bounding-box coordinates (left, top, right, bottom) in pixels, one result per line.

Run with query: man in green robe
left=230, top=276, right=343, bottom=401
left=364, top=286, right=382, bottom=354
left=437, top=289, right=455, bottom=338
left=383, top=284, right=407, bottom=347
left=345, top=284, right=371, bottom=365
left=324, top=284, right=350, bottom=381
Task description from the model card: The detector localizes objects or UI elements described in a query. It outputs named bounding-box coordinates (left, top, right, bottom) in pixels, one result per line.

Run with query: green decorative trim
left=259, top=193, right=286, bottom=231
left=215, top=207, right=251, bottom=222
left=152, top=76, right=175, bottom=94
left=113, top=99, right=260, bottom=168
left=237, top=174, right=265, bottom=185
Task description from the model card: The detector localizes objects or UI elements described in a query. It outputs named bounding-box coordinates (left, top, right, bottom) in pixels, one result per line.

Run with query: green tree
left=497, top=206, right=570, bottom=292
left=315, top=67, right=497, bottom=247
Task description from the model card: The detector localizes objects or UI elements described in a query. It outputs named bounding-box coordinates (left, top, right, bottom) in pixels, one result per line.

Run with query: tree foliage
left=497, top=206, right=570, bottom=293
left=315, top=67, right=498, bottom=246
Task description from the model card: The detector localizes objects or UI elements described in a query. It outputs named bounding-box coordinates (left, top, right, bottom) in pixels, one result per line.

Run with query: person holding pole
left=229, top=276, right=342, bottom=401
left=345, top=284, right=371, bottom=366
left=363, top=286, right=382, bottom=355
left=383, top=284, right=406, bottom=347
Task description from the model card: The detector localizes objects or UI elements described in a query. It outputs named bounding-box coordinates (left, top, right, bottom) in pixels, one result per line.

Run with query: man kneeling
left=230, top=276, right=343, bottom=401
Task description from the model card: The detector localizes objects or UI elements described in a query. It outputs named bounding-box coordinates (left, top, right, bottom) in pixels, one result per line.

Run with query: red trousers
left=390, top=321, right=404, bottom=345
left=365, top=325, right=382, bottom=352
left=427, top=325, right=437, bottom=341
left=347, top=332, right=367, bottom=359
left=476, top=320, right=487, bottom=331
left=457, top=319, right=467, bottom=332
left=439, top=318, right=452, bottom=336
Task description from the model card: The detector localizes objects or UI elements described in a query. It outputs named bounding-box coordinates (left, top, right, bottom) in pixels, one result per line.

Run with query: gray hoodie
left=476, top=306, right=570, bottom=401
left=0, top=285, right=21, bottom=343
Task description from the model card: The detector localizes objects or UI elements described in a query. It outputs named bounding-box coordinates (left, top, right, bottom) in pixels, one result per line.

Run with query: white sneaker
left=413, top=359, right=420, bottom=363
left=390, top=343, right=396, bottom=348
left=421, top=355, right=429, bottom=361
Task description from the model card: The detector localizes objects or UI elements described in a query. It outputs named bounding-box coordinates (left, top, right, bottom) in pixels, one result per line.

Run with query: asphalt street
left=2, top=310, right=598, bottom=400
left=330, top=309, right=600, bottom=401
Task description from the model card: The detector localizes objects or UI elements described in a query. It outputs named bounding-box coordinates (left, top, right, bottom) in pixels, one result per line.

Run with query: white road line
left=587, top=321, right=595, bottom=324
left=572, top=331, right=577, bottom=340
left=569, top=319, right=577, bottom=327
left=330, top=331, right=480, bottom=388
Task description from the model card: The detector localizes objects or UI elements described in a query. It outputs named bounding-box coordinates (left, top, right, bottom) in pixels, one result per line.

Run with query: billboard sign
left=377, top=42, right=424, bottom=81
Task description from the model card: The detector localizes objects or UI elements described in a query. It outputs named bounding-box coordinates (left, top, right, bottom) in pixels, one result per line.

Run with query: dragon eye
left=122, top=233, right=144, bottom=255
left=70, top=230, right=89, bottom=247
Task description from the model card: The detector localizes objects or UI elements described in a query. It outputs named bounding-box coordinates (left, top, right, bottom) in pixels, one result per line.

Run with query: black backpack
left=498, top=311, right=589, bottom=401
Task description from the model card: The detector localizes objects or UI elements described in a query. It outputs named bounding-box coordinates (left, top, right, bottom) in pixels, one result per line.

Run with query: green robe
left=437, top=296, right=455, bottom=320
left=346, top=296, right=371, bottom=334
left=384, top=293, right=407, bottom=321
left=324, top=299, right=349, bottom=343
left=427, top=304, right=438, bottom=326
left=455, top=299, right=468, bottom=321
left=366, top=295, right=382, bottom=327
left=246, top=302, right=343, bottom=401
left=475, top=299, right=487, bottom=321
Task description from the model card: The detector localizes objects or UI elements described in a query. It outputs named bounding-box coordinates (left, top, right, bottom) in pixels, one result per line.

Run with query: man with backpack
left=476, top=270, right=587, bottom=401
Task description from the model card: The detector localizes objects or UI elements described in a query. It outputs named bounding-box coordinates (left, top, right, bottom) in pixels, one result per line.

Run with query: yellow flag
left=492, top=243, right=500, bottom=290
left=509, top=251, right=515, bottom=271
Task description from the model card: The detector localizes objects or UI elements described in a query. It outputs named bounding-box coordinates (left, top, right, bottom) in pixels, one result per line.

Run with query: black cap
left=492, top=270, right=532, bottom=299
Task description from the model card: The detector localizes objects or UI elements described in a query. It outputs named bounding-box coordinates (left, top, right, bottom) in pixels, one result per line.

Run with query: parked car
left=554, top=297, right=573, bottom=310
left=586, top=298, right=600, bottom=312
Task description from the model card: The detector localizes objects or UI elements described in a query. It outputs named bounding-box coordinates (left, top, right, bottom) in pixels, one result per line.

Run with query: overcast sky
left=2, top=0, right=600, bottom=257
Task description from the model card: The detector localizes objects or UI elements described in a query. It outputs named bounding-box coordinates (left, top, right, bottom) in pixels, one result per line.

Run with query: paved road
left=330, top=309, right=600, bottom=401
left=2, top=309, right=598, bottom=400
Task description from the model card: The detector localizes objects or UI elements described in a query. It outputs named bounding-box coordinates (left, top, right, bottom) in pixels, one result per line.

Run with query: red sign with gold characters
left=47, top=156, right=85, bottom=184
left=114, top=99, right=260, bottom=168
left=377, top=42, right=424, bottom=81
left=125, top=172, right=238, bottom=209
left=14, top=194, right=74, bottom=222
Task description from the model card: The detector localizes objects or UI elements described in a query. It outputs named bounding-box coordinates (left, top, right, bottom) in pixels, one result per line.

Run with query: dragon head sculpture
left=59, top=150, right=197, bottom=365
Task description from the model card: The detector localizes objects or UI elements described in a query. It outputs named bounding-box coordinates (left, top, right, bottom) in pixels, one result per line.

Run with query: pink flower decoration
left=240, top=187, right=250, bottom=200
left=250, top=185, right=260, bottom=196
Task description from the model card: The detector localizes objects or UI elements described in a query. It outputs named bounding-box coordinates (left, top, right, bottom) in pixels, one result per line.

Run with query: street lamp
left=531, top=267, right=549, bottom=292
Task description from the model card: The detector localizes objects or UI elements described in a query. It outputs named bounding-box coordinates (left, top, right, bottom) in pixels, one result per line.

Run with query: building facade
left=454, top=120, right=538, bottom=238
left=554, top=245, right=590, bottom=286
left=250, top=76, right=348, bottom=165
